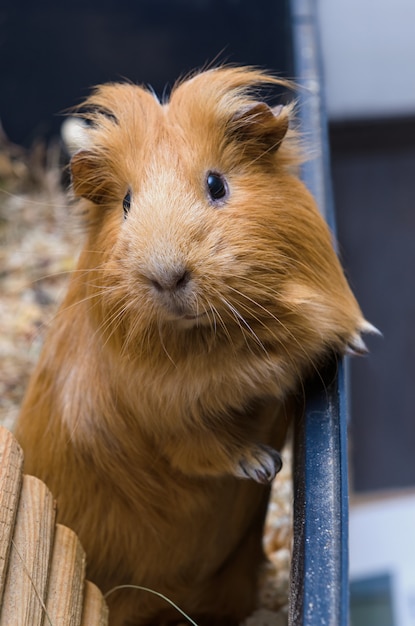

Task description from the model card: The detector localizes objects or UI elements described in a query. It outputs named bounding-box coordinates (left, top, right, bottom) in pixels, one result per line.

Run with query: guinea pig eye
left=123, top=191, right=131, bottom=218
left=206, top=172, right=228, bottom=203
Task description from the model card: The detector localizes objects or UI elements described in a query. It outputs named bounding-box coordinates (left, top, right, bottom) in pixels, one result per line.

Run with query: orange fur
left=15, top=67, right=372, bottom=625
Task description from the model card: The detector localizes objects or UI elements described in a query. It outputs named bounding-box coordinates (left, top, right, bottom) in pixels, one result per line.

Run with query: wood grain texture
left=45, top=523, right=86, bottom=626
left=0, top=427, right=24, bottom=604
left=0, top=427, right=108, bottom=624
left=0, top=474, right=56, bottom=626
left=81, top=581, right=109, bottom=626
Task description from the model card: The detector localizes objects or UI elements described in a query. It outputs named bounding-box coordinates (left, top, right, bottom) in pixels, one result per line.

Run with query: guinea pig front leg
left=165, top=435, right=283, bottom=484
left=163, top=424, right=283, bottom=484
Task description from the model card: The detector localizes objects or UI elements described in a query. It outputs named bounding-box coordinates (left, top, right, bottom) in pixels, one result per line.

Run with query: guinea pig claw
left=345, top=334, right=369, bottom=357
left=236, top=445, right=283, bottom=484
left=360, top=320, right=382, bottom=336
left=346, top=321, right=382, bottom=356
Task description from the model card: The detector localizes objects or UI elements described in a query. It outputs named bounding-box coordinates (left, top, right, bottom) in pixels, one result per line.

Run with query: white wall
left=350, top=493, right=415, bottom=626
left=317, top=0, right=415, bottom=120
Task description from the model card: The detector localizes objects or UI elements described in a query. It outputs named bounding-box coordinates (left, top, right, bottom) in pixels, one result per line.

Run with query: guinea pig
left=15, top=66, right=375, bottom=626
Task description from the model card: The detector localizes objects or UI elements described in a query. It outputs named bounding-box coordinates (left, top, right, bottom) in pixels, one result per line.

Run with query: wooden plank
left=0, top=427, right=24, bottom=604
left=0, top=474, right=56, bottom=626
left=44, top=523, right=86, bottom=626
left=81, top=581, right=109, bottom=626
left=0, top=428, right=108, bottom=624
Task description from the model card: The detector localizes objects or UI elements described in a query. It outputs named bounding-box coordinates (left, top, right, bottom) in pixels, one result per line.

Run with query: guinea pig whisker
left=40, top=286, right=109, bottom=331
left=157, top=320, right=178, bottom=368
left=204, top=301, right=217, bottom=336
left=219, top=295, right=268, bottom=356
left=228, top=285, right=302, bottom=347
left=227, top=276, right=308, bottom=348
left=101, top=302, right=130, bottom=350
left=197, top=300, right=218, bottom=340
left=121, top=300, right=146, bottom=358
left=34, top=264, right=117, bottom=300
left=0, top=187, right=71, bottom=212
left=226, top=294, right=309, bottom=396
left=227, top=284, right=327, bottom=393
left=90, top=294, right=130, bottom=349
left=233, top=274, right=285, bottom=300
left=227, top=285, right=307, bottom=358
left=208, top=299, right=236, bottom=350
left=229, top=281, right=324, bottom=398
left=2, top=257, right=110, bottom=290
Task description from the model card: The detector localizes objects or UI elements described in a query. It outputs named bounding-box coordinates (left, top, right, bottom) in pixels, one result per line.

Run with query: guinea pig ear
left=228, top=102, right=289, bottom=156
left=70, top=150, right=108, bottom=205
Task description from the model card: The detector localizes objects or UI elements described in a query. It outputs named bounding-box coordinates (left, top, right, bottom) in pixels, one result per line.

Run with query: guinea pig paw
left=235, top=445, right=283, bottom=484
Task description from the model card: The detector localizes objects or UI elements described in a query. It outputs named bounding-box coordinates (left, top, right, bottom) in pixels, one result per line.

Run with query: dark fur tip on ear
left=229, top=102, right=289, bottom=153
left=70, top=150, right=107, bottom=205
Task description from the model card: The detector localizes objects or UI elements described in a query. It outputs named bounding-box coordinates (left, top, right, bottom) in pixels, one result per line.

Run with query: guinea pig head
left=70, top=67, right=376, bottom=369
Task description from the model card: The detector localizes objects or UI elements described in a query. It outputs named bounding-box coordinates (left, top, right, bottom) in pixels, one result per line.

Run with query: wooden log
left=81, top=581, right=109, bottom=626
left=45, top=523, right=86, bottom=626
left=0, top=474, right=56, bottom=626
left=0, top=426, right=24, bottom=604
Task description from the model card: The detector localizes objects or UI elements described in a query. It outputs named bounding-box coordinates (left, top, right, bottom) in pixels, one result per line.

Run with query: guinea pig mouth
left=151, top=287, right=204, bottom=322
left=182, top=312, right=206, bottom=321
left=160, top=310, right=208, bottom=330
left=176, top=310, right=209, bottom=325
left=162, top=304, right=209, bottom=327
left=150, top=283, right=209, bottom=327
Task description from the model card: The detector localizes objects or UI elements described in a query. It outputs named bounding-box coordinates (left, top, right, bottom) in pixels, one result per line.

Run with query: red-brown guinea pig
left=15, top=67, right=375, bottom=626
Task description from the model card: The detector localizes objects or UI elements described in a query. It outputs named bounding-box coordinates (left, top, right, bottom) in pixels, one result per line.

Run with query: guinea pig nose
left=151, top=269, right=191, bottom=292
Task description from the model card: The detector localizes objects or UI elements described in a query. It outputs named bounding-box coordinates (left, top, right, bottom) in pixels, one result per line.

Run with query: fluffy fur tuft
left=15, top=67, right=372, bottom=626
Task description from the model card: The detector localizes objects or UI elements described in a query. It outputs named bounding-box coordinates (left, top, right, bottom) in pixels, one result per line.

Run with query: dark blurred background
left=1, top=0, right=414, bottom=496
left=0, top=0, right=291, bottom=144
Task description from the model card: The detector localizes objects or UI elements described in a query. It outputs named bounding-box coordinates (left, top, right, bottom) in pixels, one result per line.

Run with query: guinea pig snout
left=144, top=259, right=198, bottom=320
left=149, top=267, right=191, bottom=293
